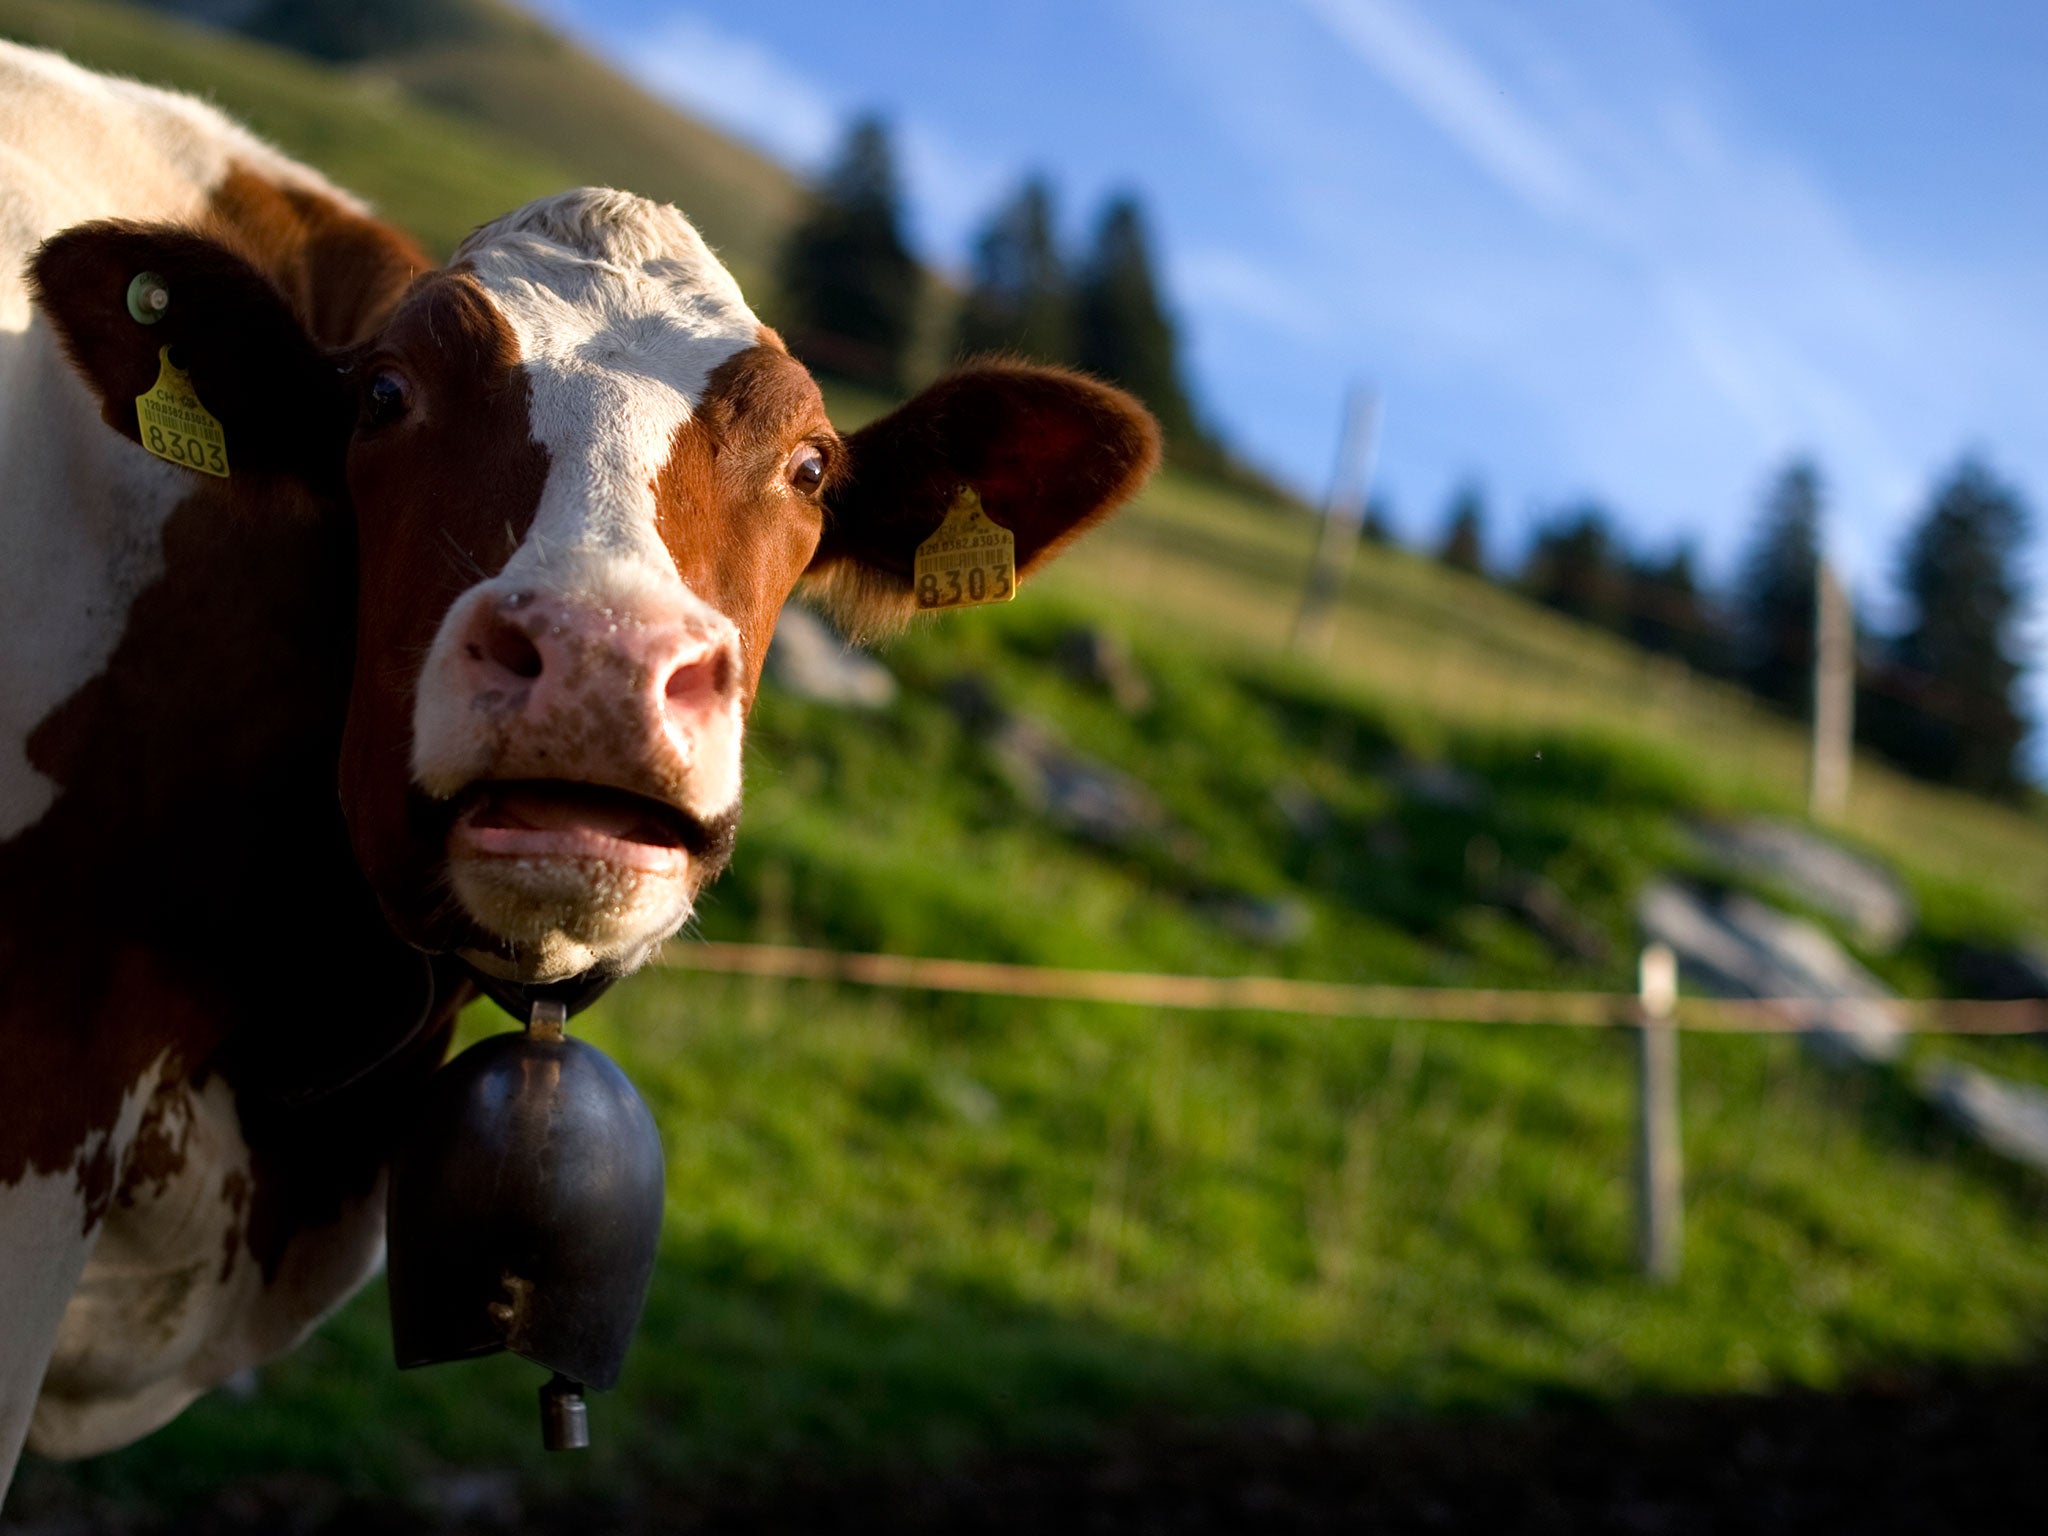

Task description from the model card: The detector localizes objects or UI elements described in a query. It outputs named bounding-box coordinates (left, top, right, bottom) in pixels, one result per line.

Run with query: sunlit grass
left=45, top=586, right=2048, bottom=1512
left=58, top=976, right=2048, bottom=1508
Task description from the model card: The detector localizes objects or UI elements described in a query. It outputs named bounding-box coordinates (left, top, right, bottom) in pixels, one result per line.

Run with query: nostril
left=664, top=644, right=737, bottom=709
left=468, top=616, right=544, bottom=681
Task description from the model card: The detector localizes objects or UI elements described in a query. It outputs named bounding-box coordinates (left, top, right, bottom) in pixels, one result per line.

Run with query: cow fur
left=0, top=40, right=1159, bottom=1502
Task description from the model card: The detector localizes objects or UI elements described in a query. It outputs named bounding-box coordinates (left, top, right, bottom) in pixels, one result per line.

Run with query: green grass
left=1038, top=470, right=2048, bottom=928
left=46, top=978, right=2048, bottom=1509
left=36, top=571, right=2048, bottom=1514
left=362, top=0, right=802, bottom=295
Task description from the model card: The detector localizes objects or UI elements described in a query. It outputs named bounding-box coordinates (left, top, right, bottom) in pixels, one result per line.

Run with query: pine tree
left=1627, top=543, right=1729, bottom=672
left=1074, top=194, right=1199, bottom=447
left=777, top=116, right=922, bottom=391
left=1361, top=496, right=1396, bottom=546
left=1737, top=459, right=1822, bottom=712
left=1878, top=459, right=2032, bottom=796
left=1440, top=482, right=1486, bottom=574
left=954, top=177, right=1072, bottom=366
left=1524, top=504, right=1625, bottom=628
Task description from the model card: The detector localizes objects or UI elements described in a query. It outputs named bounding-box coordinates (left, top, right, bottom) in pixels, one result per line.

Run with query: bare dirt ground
left=15, top=1360, right=2048, bottom=1534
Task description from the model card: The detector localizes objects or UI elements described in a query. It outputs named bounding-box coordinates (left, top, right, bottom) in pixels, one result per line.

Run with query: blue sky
left=535, top=0, right=2045, bottom=641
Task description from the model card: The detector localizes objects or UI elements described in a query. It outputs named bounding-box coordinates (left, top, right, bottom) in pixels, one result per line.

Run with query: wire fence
left=661, top=940, right=2048, bottom=1036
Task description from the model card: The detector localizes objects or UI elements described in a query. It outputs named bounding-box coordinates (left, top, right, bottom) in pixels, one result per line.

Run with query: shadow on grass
left=12, top=1236, right=1411, bottom=1522
left=16, top=1334, right=2048, bottom=1533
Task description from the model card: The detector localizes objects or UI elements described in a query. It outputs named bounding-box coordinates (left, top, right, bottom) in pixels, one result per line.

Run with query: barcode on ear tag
left=135, top=346, right=229, bottom=478
left=913, top=486, right=1016, bottom=610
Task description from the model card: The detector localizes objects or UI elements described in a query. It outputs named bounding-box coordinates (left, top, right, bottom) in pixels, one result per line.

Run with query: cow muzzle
left=412, top=578, right=745, bottom=980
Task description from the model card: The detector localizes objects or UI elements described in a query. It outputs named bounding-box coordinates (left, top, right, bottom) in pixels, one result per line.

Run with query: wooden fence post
left=1289, top=386, right=1380, bottom=656
left=1634, top=942, right=1682, bottom=1280
left=1809, top=559, right=1854, bottom=821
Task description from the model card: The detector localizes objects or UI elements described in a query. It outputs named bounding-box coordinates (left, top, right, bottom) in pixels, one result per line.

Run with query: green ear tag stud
left=125, top=272, right=169, bottom=325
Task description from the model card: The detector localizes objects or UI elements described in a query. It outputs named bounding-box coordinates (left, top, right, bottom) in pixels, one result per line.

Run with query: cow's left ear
left=30, top=220, right=351, bottom=484
left=803, top=363, right=1161, bottom=638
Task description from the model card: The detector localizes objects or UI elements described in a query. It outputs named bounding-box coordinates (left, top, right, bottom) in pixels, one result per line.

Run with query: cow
left=0, top=41, right=1158, bottom=1498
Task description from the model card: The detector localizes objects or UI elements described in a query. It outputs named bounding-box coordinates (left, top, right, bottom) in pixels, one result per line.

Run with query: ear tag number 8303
left=134, top=346, right=229, bottom=479
left=913, top=485, right=1016, bottom=610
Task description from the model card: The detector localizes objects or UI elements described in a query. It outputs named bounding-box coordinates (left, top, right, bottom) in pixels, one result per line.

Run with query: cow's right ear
left=30, top=220, right=350, bottom=484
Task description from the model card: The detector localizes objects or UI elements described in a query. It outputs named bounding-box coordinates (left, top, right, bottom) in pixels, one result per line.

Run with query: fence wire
left=660, top=941, right=2048, bottom=1035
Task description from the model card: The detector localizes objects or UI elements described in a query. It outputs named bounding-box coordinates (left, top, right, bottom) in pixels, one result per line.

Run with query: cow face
left=32, top=188, right=1159, bottom=987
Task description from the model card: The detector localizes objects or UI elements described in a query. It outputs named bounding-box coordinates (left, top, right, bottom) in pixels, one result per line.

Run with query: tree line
left=1426, top=459, right=2034, bottom=799
left=775, top=116, right=2033, bottom=802
left=776, top=115, right=1254, bottom=482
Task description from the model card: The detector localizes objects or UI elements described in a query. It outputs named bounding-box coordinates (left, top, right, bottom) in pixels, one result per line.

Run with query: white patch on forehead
left=456, top=189, right=760, bottom=589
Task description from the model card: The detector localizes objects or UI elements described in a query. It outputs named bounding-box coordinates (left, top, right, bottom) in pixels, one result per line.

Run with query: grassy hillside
left=28, top=561, right=2048, bottom=1515
left=126, top=0, right=803, bottom=291
left=1039, top=477, right=2048, bottom=933
left=0, top=0, right=569, bottom=255
left=361, top=0, right=801, bottom=295
left=0, top=0, right=800, bottom=287
left=7, top=5, right=2048, bottom=1519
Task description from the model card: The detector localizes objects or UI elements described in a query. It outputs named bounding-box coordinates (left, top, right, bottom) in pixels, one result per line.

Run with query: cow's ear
left=29, top=220, right=350, bottom=484
left=803, top=363, right=1161, bottom=638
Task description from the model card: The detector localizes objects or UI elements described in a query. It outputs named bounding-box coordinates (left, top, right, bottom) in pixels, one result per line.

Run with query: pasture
left=6, top=0, right=2048, bottom=1522
left=26, top=470, right=2048, bottom=1516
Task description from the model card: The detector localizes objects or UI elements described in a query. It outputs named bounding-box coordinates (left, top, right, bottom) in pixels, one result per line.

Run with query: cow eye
left=785, top=444, right=827, bottom=497
left=363, top=369, right=412, bottom=429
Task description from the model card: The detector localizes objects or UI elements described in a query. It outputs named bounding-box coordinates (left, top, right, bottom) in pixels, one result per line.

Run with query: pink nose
left=454, top=590, right=740, bottom=740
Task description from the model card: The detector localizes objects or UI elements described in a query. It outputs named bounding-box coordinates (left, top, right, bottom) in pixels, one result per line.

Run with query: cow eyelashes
left=362, top=368, right=413, bottom=430
left=784, top=444, right=827, bottom=497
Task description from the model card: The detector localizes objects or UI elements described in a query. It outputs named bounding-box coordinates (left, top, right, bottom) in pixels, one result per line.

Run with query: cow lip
left=448, top=780, right=693, bottom=874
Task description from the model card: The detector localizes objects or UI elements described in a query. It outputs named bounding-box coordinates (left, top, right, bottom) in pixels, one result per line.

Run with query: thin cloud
left=619, top=13, right=843, bottom=170
left=1172, top=246, right=1324, bottom=340
left=562, top=6, right=1004, bottom=265
left=1296, top=0, right=1617, bottom=235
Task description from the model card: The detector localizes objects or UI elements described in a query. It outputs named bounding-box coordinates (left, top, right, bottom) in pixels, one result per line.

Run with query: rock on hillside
left=1689, top=817, right=1915, bottom=951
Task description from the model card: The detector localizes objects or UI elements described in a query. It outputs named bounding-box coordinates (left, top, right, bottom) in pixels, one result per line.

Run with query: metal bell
left=387, top=1000, right=665, bottom=1450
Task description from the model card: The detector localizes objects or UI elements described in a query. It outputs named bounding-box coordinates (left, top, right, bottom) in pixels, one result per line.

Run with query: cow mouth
left=449, top=780, right=693, bottom=874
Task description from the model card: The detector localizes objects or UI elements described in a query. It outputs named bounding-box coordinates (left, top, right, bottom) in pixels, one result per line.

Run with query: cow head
left=32, top=188, right=1158, bottom=989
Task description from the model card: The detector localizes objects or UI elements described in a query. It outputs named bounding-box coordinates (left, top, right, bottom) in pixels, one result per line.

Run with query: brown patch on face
left=651, top=335, right=836, bottom=706
left=337, top=271, right=551, bottom=952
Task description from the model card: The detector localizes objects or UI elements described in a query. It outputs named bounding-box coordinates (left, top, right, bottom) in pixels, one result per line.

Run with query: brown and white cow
left=0, top=43, right=1156, bottom=1496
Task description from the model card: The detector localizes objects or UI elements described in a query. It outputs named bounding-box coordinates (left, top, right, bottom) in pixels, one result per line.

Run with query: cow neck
left=0, top=168, right=428, bottom=1185
left=461, top=964, right=621, bottom=1029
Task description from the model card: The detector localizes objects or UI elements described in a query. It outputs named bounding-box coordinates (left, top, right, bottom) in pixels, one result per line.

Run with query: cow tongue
left=468, top=786, right=677, bottom=846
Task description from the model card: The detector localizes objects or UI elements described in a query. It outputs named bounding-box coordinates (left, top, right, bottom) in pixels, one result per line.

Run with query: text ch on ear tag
left=913, top=484, right=1017, bottom=611
left=134, top=345, right=229, bottom=478
left=124, top=271, right=169, bottom=325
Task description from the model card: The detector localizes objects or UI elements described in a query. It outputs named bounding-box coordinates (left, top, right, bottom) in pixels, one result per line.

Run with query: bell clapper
left=529, top=998, right=567, bottom=1041
left=539, top=1372, right=590, bottom=1451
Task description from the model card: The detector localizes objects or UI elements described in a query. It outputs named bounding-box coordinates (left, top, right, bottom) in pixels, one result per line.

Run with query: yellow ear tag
left=912, top=485, right=1016, bottom=611
left=134, top=347, right=229, bottom=478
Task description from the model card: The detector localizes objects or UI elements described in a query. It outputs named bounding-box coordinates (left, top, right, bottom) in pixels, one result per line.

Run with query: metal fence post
left=1634, top=942, right=1682, bottom=1280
